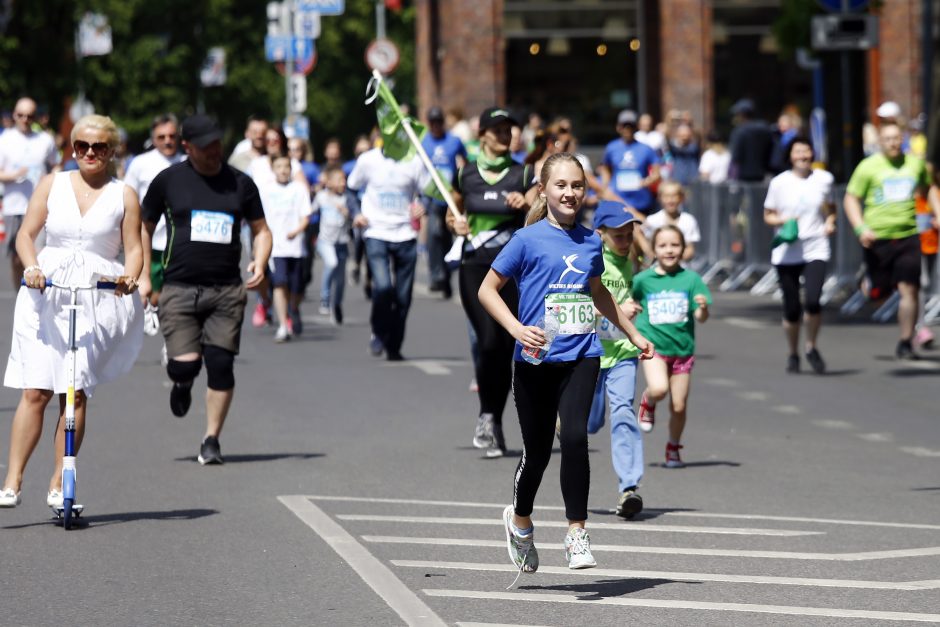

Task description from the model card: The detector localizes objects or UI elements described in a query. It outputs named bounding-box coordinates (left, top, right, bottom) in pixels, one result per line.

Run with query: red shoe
left=286, top=316, right=294, bottom=335
left=665, top=442, right=685, bottom=468
left=251, top=302, right=268, bottom=328
left=637, top=392, right=655, bottom=433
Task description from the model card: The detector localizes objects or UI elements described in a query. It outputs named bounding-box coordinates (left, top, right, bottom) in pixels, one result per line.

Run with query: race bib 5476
left=191, top=210, right=234, bottom=244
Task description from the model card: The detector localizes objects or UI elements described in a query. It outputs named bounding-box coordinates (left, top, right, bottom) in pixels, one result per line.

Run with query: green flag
left=370, top=78, right=426, bottom=161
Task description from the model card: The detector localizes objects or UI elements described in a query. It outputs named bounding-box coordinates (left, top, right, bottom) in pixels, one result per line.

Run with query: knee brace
left=203, top=345, right=235, bottom=390
left=167, top=359, right=201, bottom=384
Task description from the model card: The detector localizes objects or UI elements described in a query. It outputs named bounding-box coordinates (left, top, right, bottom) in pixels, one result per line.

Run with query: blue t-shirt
left=300, top=160, right=321, bottom=188
left=342, top=158, right=358, bottom=178
left=603, top=138, right=659, bottom=213
left=491, top=220, right=605, bottom=363
left=421, top=132, right=466, bottom=185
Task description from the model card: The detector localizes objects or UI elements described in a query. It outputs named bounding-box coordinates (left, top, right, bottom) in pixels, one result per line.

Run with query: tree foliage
left=0, top=0, right=415, bottom=156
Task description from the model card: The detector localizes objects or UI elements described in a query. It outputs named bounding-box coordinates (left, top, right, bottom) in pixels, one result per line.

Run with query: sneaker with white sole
left=616, top=489, right=643, bottom=519
left=198, top=436, right=224, bottom=465
left=564, top=527, right=596, bottom=569
left=47, top=489, right=63, bottom=509
left=637, top=392, right=655, bottom=433
left=485, top=422, right=506, bottom=458
left=502, top=505, right=538, bottom=573
left=665, top=442, right=685, bottom=468
left=0, top=488, right=21, bottom=507
left=473, top=413, right=495, bottom=449
left=274, top=325, right=291, bottom=343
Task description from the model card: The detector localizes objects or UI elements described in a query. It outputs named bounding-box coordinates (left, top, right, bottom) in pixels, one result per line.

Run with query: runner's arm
left=590, top=276, right=653, bottom=358
left=246, top=217, right=272, bottom=289
left=478, top=269, right=545, bottom=350
left=842, top=192, right=875, bottom=247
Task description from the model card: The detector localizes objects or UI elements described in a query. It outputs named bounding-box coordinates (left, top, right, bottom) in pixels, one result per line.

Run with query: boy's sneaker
left=143, top=303, right=160, bottom=336
left=616, top=489, right=643, bottom=519
left=896, top=339, right=919, bottom=361
left=251, top=302, right=268, bottom=328
left=170, top=382, right=192, bottom=418
left=637, top=392, right=655, bottom=433
left=332, top=305, right=343, bottom=326
left=914, top=326, right=935, bottom=350
left=502, top=505, right=538, bottom=573
left=274, top=325, right=291, bottom=343
left=805, top=348, right=826, bottom=374
left=665, top=442, right=685, bottom=468
left=473, top=413, right=495, bottom=449
left=198, top=436, right=224, bottom=465
left=564, top=527, right=596, bottom=569
left=318, top=302, right=330, bottom=316
left=290, top=310, right=303, bottom=335
left=786, top=354, right=800, bottom=373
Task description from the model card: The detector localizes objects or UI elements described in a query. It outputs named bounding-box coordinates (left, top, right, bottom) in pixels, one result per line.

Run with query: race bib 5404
left=546, top=293, right=595, bottom=335
left=191, top=210, right=234, bottom=244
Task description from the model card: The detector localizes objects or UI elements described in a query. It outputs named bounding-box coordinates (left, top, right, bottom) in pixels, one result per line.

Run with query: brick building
left=414, top=0, right=931, bottom=145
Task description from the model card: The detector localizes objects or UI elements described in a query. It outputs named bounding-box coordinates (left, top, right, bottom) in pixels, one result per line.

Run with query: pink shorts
left=654, top=353, right=695, bottom=375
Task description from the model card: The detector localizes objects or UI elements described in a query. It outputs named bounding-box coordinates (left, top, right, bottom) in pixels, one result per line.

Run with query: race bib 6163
left=546, top=293, right=595, bottom=335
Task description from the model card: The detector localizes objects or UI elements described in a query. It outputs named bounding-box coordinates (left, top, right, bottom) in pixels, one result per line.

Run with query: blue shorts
left=271, top=257, right=304, bottom=293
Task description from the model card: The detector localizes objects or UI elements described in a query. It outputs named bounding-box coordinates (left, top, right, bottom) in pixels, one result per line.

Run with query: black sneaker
left=332, top=304, right=343, bottom=325
left=170, top=382, right=192, bottom=417
left=386, top=351, right=405, bottom=362
left=198, top=436, right=223, bottom=465
left=289, top=309, right=303, bottom=336
left=616, top=489, right=644, bottom=519
left=805, top=348, right=826, bottom=374
left=786, top=354, right=800, bottom=374
left=896, top=340, right=919, bottom=361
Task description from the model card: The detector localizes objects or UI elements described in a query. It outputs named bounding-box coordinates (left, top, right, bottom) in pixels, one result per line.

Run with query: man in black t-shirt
left=141, top=114, right=272, bottom=465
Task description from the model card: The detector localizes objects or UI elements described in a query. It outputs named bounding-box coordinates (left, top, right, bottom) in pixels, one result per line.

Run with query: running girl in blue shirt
left=478, top=153, right=653, bottom=574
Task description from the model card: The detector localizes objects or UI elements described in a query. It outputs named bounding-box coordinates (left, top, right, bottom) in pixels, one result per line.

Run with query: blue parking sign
left=298, top=0, right=344, bottom=16
left=265, top=36, right=314, bottom=63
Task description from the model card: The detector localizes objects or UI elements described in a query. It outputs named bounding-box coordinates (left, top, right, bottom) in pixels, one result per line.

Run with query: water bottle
left=521, top=312, right=559, bottom=365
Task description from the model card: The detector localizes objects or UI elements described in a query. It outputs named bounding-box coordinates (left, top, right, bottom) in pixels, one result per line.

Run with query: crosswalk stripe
left=337, top=514, right=821, bottom=536
left=362, top=535, right=940, bottom=561
left=423, top=589, right=940, bottom=623
left=393, top=560, right=940, bottom=591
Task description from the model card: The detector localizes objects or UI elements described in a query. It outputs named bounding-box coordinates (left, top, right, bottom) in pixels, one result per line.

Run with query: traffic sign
left=298, top=0, right=344, bottom=16
left=284, top=115, right=310, bottom=140
left=265, top=36, right=315, bottom=64
left=365, top=38, right=400, bottom=74
left=294, top=11, right=321, bottom=39
left=290, top=74, right=307, bottom=113
left=267, top=2, right=284, bottom=36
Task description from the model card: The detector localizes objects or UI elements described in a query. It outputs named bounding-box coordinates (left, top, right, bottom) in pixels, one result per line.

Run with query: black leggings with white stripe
left=512, top=357, right=600, bottom=522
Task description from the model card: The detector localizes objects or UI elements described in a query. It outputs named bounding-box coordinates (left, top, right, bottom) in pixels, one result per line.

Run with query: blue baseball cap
left=593, top=200, right=640, bottom=230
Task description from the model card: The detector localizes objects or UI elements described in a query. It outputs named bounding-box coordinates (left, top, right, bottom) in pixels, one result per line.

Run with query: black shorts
left=271, top=257, right=303, bottom=293
left=864, top=234, right=921, bottom=300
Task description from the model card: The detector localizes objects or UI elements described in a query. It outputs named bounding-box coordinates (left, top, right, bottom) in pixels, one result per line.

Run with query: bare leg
left=640, top=357, right=670, bottom=405
left=783, top=319, right=800, bottom=355
left=2, top=389, right=54, bottom=492
left=667, top=373, right=692, bottom=443
left=49, top=391, right=87, bottom=492
left=804, top=313, right=822, bottom=351
left=897, top=281, right=919, bottom=342
left=206, top=387, right=234, bottom=438
left=272, top=286, right=289, bottom=328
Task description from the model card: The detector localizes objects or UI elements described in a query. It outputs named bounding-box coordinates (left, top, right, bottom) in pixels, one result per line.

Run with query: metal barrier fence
left=681, top=180, right=940, bottom=324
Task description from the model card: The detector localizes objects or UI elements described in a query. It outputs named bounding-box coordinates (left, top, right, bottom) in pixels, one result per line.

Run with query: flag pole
left=369, top=70, right=462, bottom=220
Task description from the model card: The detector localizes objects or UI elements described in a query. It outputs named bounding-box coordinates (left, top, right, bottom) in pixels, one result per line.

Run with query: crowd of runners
left=0, top=94, right=936, bottom=573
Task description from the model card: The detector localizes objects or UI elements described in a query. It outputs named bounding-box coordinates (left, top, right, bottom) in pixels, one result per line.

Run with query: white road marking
left=723, top=316, right=768, bottom=330
left=277, top=496, right=446, bottom=626
left=903, top=360, right=940, bottom=371
left=812, top=419, right=855, bottom=430
left=307, top=495, right=940, bottom=530
left=337, top=514, right=820, bottom=536
left=395, top=360, right=452, bottom=375
left=456, top=624, right=548, bottom=627
left=396, top=560, right=940, bottom=591
left=364, top=536, right=940, bottom=561
left=900, top=446, right=940, bottom=458
left=701, top=377, right=739, bottom=387
left=771, top=405, right=802, bottom=415
left=423, top=589, right=940, bottom=623
left=736, top=391, right=769, bottom=401
left=856, top=432, right=894, bottom=443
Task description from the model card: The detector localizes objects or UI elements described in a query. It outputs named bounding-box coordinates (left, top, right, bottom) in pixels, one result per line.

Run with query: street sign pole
left=839, top=0, right=852, bottom=181
left=283, top=1, right=295, bottom=123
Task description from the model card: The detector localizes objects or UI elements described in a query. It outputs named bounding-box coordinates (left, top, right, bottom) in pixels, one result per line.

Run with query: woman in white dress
left=0, top=114, right=144, bottom=508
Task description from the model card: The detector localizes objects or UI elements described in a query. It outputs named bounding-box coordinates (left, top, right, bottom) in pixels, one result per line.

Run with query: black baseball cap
left=478, top=107, right=518, bottom=130
left=181, top=114, right=223, bottom=148
left=427, top=106, right=445, bottom=122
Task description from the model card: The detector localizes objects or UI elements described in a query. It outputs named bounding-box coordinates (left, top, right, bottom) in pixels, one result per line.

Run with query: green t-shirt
left=596, top=246, right=641, bottom=368
left=846, top=153, right=928, bottom=240
left=633, top=267, right=711, bottom=357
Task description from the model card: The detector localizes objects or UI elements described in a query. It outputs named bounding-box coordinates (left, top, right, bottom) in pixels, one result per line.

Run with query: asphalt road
left=0, top=268, right=938, bottom=627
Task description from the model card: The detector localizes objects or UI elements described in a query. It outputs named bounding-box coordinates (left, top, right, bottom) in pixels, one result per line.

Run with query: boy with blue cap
left=588, top=200, right=645, bottom=518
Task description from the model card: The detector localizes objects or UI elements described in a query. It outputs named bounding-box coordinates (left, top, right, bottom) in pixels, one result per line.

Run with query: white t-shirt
left=635, top=129, right=666, bottom=154
left=0, top=129, right=58, bottom=216
left=248, top=155, right=305, bottom=189
left=763, top=169, right=834, bottom=265
left=698, top=148, right=731, bottom=184
left=259, top=180, right=312, bottom=258
left=643, top=210, right=701, bottom=245
left=124, top=149, right=185, bottom=250
left=347, top=148, right=431, bottom=243
left=312, top=189, right=351, bottom=245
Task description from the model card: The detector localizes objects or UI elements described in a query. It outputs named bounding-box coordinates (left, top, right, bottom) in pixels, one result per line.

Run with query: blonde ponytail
left=525, top=152, right=585, bottom=226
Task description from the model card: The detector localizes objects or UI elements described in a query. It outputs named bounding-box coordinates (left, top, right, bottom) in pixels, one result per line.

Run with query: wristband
left=22, top=265, right=41, bottom=278
left=853, top=223, right=868, bottom=236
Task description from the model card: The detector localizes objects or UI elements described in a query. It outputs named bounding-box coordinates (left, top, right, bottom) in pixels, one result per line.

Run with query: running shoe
left=332, top=305, right=343, bottom=326
left=637, top=392, right=655, bottom=433
left=486, top=422, right=506, bottom=458
left=251, top=302, right=268, bottom=328
left=468, top=378, right=478, bottom=393
left=386, top=351, right=405, bottom=362
left=143, top=303, right=160, bottom=336
left=198, top=436, right=224, bottom=465
left=502, top=505, right=538, bottom=573
left=914, top=326, right=935, bottom=350
left=274, top=325, right=291, bottom=343
left=805, top=348, right=826, bottom=374
left=564, top=527, right=596, bottom=569
left=369, top=334, right=384, bottom=357
left=290, top=309, right=303, bottom=335
left=0, top=488, right=21, bottom=507
left=786, top=354, right=800, bottom=373
left=473, top=413, right=495, bottom=449
left=46, top=489, right=63, bottom=509
left=170, top=382, right=192, bottom=418
left=665, top=442, right=685, bottom=468
left=616, top=489, right=643, bottom=519
left=896, top=340, right=919, bottom=361
left=318, top=302, right=330, bottom=316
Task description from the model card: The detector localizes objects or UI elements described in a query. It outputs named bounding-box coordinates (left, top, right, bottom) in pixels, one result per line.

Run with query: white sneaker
left=564, top=527, right=597, bottom=569
left=143, top=303, right=161, bottom=336
left=274, top=325, right=291, bottom=343
left=0, top=488, right=21, bottom=507
left=502, top=505, right=538, bottom=573
left=46, top=489, right=63, bottom=509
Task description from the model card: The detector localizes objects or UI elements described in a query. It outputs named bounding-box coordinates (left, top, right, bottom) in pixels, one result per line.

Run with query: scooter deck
left=50, top=503, right=84, bottom=518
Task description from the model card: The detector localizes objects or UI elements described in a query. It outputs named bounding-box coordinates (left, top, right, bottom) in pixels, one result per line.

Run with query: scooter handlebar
left=21, top=279, right=119, bottom=290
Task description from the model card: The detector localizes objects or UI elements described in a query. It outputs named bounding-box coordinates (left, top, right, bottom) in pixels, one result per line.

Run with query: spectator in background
left=667, top=123, right=700, bottom=185
left=729, top=98, right=773, bottom=182
left=114, top=127, right=133, bottom=180
left=228, top=115, right=269, bottom=173
left=288, top=137, right=320, bottom=191
left=323, top=137, right=344, bottom=171
left=635, top=113, right=666, bottom=155
left=769, top=112, right=800, bottom=175
left=599, top=109, right=660, bottom=216
left=698, top=131, right=731, bottom=185
left=0, top=111, right=12, bottom=133
left=447, top=107, right=472, bottom=145
left=520, top=111, right=543, bottom=154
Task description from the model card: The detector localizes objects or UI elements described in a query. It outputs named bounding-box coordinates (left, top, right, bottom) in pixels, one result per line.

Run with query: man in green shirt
left=844, top=123, right=931, bottom=359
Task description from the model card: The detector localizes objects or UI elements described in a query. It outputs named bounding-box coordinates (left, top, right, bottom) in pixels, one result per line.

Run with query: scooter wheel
left=63, top=498, right=74, bottom=530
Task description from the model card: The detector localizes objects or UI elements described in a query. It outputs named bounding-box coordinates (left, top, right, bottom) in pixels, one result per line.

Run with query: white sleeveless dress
left=3, top=172, right=144, bottom=396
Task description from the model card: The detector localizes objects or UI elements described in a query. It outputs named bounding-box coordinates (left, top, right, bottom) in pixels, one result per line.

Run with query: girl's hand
left=693, top=294, right=708, bottom=309
left=513, top=323, right=546, bottom=350
left=620, top=299, right=643, bottom=320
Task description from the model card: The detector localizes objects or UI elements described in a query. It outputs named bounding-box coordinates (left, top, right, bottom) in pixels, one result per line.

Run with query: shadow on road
left=587, top=507, right=698, bottom=521
left=519, top=577, right=690, bottom=599
left=649, top=460, right=741, bottom=469
left=816, top=368, right=864, bottom=377
left=173, top=452, right=325, bottom=463
left=2, top=508, right=218, bottom=530
left=912, top=486, right=940, bottom=492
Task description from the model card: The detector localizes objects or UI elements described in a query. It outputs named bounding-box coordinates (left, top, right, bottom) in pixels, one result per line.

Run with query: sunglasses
left=73, top=140, right=111, bottom=157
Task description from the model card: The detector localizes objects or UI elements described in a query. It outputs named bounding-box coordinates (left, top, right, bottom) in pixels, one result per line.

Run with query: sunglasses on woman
left=73, top=140, right=111, bottom=157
